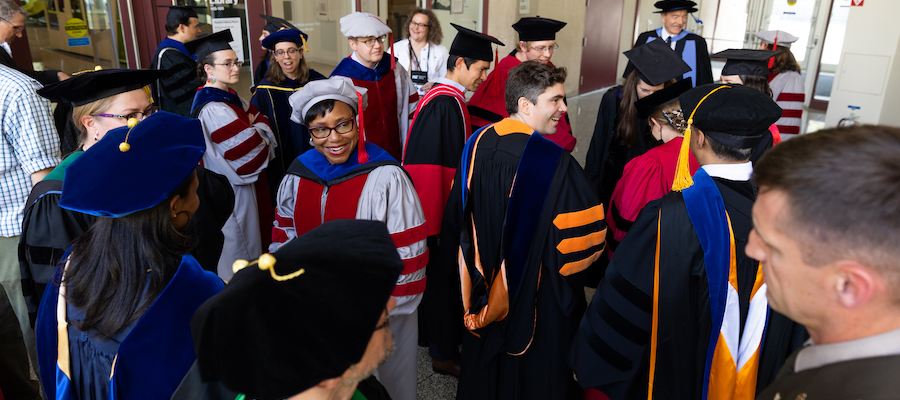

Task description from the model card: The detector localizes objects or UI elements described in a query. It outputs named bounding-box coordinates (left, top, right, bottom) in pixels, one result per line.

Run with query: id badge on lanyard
left=409, top=42, right=428, bottom=85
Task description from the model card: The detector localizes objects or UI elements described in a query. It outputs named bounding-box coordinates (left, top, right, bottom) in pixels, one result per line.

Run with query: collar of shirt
left=795, top=326, right=900, bottom=372
left=434, top=76, right=465, bottom=93
left=1, top=42, right=11, bottom=56
left=350, top=51, right=381, bottom=70
left=659, top=29, right=678, bottom=50
left=700, top=162, right=753, bottom=181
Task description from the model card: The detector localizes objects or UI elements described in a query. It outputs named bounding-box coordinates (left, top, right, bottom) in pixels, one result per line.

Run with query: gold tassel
left=671, top=85, right=732, bottom=192
left=300, top=34, right=309, bottom=53
left=231, top=254, right=305, bottom=281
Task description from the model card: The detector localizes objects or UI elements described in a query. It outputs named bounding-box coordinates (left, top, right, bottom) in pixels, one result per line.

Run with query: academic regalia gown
left=192, top=87, right=276, bottom=279
left=606, top=137, right=698, bottom=252
left=632, top=29, right=713, bottom=87
left=19, top=155, right=233, bottom=327
left=35, top=255, right=224, bottom=400
left=330, top=55, right=418, bottom=161
left=584, top=87, right=659, bottom=207
left=249, top=70, right=326, bottom=204
left=768, top=71, right=805, bottom=135
left=466, top=53, right=577, bottom=151
left=569, top=173, right=805, bottom=400
left=151, top=39, right=203, bottom=117
left=454, top=119, right=607, bottom=400
left=402, top=79, right=471, bottom=360
left=270, top=145, right=427, bottom=400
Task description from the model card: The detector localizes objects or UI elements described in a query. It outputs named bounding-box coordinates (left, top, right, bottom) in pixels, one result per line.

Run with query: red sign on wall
left=851, top=0, right=864, bottom=6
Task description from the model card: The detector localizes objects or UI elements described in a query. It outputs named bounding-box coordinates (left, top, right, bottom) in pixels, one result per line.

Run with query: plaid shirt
left=0, top=65, right=60, bottom=237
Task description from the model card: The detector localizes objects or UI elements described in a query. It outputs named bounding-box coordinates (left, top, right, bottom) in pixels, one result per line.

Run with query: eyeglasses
left=274, top=48, right=300, bottom=58
left=529, top=43, right=560, bottom=53
left=94, top=106, right=158, bottom=121
left=309, top=118, right=355, bottom=139
left=356, top=35, right=387, bottom=47
left=410, top=21, right=430, bottom=28
left=0, top=17, right=25, bottom=33
left=213, top=61, right=243, bottom=69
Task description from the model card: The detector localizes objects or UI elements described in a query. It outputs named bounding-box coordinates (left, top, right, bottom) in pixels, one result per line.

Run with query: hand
left=57, top=71, right=71, bottom=81
left=421, top=81, right=435, bottom=92
left=248, top=113, right=256, bottom=125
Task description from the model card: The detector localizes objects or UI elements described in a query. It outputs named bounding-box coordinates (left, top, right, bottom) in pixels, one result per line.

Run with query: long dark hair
left=617, top=71, right=675, bottom=146
left=267, top=41, right=310, bottom=86
left=63, top=172, right=198, bottom=339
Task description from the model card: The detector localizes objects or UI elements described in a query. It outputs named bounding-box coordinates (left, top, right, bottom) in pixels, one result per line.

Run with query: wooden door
left=579, top=0, right=625, bottom=93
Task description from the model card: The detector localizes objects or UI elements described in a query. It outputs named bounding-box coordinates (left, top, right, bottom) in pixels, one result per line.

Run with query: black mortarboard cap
left=36, top=68, right=165, bottom=107
left=679, top=83, right=782, bottom=148
left=653, top=0, right=698, bottom=13
left=449, top=23, right=504, bottom=62
left=59, top=111, right=205, bottom=217
left=511, top=17, right=566, bottom=42
left=634, top=77, right=692, bottom=119
left=260, top=14, right=298, bottom=33
left=158, top=5, right=203, bottom=28
left=714, top=49, right=781, bottom=77
left=184, top=29, right=234, bottom=61
left=624, top=38, right=692, bottom=86
left=191, top=219, right=403, bottom=400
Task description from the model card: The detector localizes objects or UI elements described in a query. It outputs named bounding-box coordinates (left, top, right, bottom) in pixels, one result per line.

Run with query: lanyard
left=408, top=41, right=429, bottom=73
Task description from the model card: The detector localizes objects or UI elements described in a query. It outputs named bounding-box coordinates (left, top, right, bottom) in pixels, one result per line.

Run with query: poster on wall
left=212, top=17, right=245, bottom=61
left=519, top=0, right=530, bottom=14
left=451, top=0, right=463, bottom=14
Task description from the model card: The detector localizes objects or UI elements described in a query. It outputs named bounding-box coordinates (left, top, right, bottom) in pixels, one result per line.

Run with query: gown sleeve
left=197, top=102, right=275, bottom=186
left=269, top=173, right=301, bottom=253
left=357, top=165, right=428, bottom=316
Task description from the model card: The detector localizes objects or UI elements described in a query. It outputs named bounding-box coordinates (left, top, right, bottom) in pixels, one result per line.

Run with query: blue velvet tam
left=261, top=28, right=308, bottom=50
left=59, top=111, right=205, bottom=218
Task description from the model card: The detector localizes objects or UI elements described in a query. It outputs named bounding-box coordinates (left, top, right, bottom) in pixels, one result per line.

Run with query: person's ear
left=693, top=127, right=706, bottom=148
left=835, top=261, right=877, bottom=309
left=517, top=97, right=531, bottom=116
left=348, top=38, right=358, bottom=53
left=455, top=56, right=466, bottom=72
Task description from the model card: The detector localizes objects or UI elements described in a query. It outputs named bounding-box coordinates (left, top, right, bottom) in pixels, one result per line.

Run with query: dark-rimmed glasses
left=309, top=118, right=355, bottom=139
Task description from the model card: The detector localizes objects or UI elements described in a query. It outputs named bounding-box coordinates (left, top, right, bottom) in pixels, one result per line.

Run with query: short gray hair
left=0, top=0, right=27, bottom=22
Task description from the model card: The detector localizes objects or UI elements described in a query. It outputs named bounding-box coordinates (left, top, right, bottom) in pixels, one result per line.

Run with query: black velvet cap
left=624, top=37, right=692, bottom=86
left=635, top=77, right=691, bottom=119
left=59, top=112, right=205, bottom=217
left=449, top=23, right=504, bottom=61
left=714, top=49, right=781, bottom=77
left=679, top=83, right=782, bottom=148
left=260, top=14, right=298, bottom=33
left=653, top=0, right=698, bottom=13
left=190, top=219, right=403, bottom=400
left=511, top=17, right=566, bottom=41
left=185, top=30, right=234, bottom=61
left=158, top=5, right=203, bottom=28
left=36, top=68, right=165, bottom=106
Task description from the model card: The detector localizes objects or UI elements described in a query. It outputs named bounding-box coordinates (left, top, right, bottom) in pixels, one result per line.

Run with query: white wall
left=825, top=1, right=900, bottom=127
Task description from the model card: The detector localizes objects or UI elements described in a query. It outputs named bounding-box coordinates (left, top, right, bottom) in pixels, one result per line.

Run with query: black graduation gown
left=582, top=88, right=658, bottom=287
left=569, top=178, right=806, bottom=399
left=631, top=30, right=714, bottom=86
left=249, top=69, right=326, bottom=202
left=404, top=85, right=470, bottom=359
left=150, top=42, right=204, bottom=117
left=454, top=120, right=607, bottom=400
left=19, top=164, right=235, bottom=327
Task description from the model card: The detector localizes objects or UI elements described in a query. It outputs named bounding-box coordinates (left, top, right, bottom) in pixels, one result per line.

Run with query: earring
left=309, top=138, right=314, bottom=146
left=94, top=133, right=99, bottom=141
left=207, top=77, right=217, bottom=84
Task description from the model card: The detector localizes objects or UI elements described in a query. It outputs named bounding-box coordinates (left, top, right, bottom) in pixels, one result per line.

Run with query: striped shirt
left=0, top=65, right=60, bottom=237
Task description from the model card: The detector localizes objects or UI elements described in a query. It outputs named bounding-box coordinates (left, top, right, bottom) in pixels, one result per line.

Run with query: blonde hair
left=71, top=86, right=152, bottom=147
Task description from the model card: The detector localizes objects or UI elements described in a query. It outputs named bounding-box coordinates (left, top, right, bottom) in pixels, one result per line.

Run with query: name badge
left=410, top=70, right=428, bottom=85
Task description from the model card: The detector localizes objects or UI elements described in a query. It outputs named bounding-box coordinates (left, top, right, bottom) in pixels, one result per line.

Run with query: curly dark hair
left=403, top=8, right=443, bottom=45
left=761, top=43, right=801, bottom=74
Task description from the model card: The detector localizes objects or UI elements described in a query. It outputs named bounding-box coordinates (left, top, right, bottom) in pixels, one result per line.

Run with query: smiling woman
left=251, top=28, right=326, bottom=202
left=391, top=8, right=448, bottom=95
